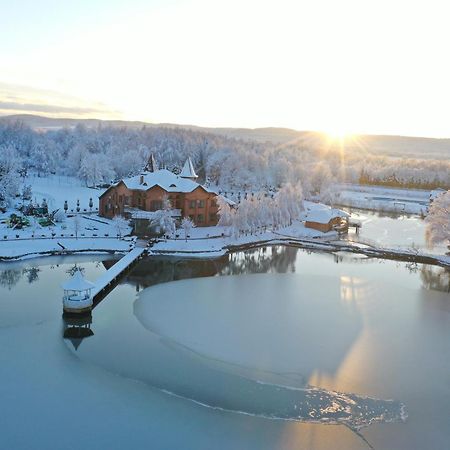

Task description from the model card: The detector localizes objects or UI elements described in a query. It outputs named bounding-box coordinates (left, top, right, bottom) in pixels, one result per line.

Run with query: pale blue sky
left=1, top=0, right=450, bottom=137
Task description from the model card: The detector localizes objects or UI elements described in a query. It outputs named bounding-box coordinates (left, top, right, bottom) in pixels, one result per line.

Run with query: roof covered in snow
left=61, top=270, right=96, bottom=291
left=179, top=157, right=198, bottom=179
left=118, top=169, right=211, bottom=194
left=302, top=201, right=349, bottom=224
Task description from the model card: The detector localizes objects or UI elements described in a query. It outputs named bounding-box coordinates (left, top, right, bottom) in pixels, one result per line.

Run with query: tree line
left=1, top=120, right=449, bottom=209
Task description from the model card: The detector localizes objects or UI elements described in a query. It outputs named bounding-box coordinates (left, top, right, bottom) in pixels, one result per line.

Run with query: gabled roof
left=61, top=270, right=96, bottom=291
left=302, top=201, right=349, bottom=224
left=119, top=169, right=213, bottom=194
left=179, top=157, right=198, bottom=179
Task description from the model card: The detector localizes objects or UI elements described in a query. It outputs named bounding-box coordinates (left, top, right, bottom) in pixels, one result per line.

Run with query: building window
left=119, top=195, right=123, bottom=203
left=197, top=214, right=204, bottom=223
left=210, top=199, right=218, bottom=208
left=175, top=200, right=181, bottom=209
left=189, top=200, right=196, bottom=209
left=198, top=200, right=205, bottom=208
left=150, top=200, right=163, bottom=211
left=189, top=215, right=195, bottom=221
left=209, top=213, right=216, bottom=222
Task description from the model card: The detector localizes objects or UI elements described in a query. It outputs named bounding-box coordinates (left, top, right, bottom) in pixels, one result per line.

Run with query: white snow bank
left=0, top=238, right=132, bottom=260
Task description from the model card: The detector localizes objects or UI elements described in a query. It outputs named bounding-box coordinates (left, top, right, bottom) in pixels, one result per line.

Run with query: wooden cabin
left=304, top=204, right=350, bottom=233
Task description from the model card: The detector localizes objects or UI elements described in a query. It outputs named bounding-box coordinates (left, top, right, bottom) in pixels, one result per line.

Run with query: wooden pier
left=92, top=246, right=147, bottom=305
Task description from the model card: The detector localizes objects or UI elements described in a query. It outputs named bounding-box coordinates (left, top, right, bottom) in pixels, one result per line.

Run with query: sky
left=1, top=0, right=450, bottom=137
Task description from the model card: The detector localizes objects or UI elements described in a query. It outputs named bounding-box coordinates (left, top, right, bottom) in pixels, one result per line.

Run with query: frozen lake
left=344, top=208, right=449, bottom=254
left=0, top=247, right=449, bottom=449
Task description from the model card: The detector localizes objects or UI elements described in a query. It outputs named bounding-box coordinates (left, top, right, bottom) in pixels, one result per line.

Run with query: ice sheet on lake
left=127, top=273, right=406, bottom=429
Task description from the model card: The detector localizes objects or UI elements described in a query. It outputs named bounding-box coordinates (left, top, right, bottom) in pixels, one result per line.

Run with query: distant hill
left=1, top=114, right=450, bottom=159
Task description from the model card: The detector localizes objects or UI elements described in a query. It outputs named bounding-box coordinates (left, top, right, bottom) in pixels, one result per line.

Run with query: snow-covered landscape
left=1, top=124, right=449, bottom=450
left=2, top=1, right=450, bottom=449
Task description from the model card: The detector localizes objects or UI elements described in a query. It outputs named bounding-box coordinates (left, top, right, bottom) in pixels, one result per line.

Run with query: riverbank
left=333, top=183, right=430, bottom=214
left=149, top=223, right=450, bottom=268
left=1, top=222, right=449, bottom=269
left=0, top=237, right=133, bottom=261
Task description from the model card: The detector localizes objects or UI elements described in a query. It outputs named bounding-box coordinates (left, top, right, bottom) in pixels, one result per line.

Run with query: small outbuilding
left=303, top=203, right=350, bottom=233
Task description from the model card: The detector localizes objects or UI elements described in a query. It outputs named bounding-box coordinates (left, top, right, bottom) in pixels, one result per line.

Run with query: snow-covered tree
left=30, top=217, right=39, bottom=238
left=308, top=162, right=332, bottom=196
left=425, top=191, right=450, bottom=247
left=275, top=183, right=304, bottom=225
left=181, top=216, right=195, bottom=242
left=29, top=139, right=54, bottom=176
left=22, top=184, right=32, bottom=201
left=217, top=196, right=234, bottom=226
left=79, top=153, right=114, bottom=187
left=112, top=215, right=129, bottom=238
left=0, top=145, right=21, bottom=209
left=73, top=215, right=81, bottom=239
left=157, top=195, right=176, bottom=237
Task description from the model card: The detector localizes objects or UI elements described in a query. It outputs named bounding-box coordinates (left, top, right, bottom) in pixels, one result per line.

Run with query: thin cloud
left=0, top=100, right=111, bottom=115
left=0, top=81, right=122, bottom=119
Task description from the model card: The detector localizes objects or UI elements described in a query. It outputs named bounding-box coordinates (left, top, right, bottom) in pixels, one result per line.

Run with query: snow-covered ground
left=150, top=221, right=335, bottom=257
left=0, top=213, right=129, bottom=239
left=0, top=209, right=133, bottom=260
left=0, top=238, right=133, bottom=260
left=26, top=173, right=106, bottom=212
left=334, top=184, right=430, bottom=214
left=2, top=174, right=447, bottom=264
left=1, top=173, right=132, bottom=259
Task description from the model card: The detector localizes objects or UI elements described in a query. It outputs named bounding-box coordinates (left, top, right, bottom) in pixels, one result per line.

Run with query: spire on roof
left=144, top=153, right=158, bottom=173
left=179, top=157, right=198, bottom=179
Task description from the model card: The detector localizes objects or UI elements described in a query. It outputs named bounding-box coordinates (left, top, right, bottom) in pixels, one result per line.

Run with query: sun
left=323, top=126, right=355, bottom=142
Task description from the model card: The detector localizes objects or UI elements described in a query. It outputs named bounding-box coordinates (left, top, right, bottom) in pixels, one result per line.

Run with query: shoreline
left=150, top=235, right=450, bottom=268
left=0, top=233, right=448, bottom=268
left=0, top=237, right=133, bottom=262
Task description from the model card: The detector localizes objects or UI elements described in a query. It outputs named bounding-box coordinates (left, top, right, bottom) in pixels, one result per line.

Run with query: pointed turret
left=179, top=157, right=198, bottom=180
left=144, top=153, right=158, bottom=173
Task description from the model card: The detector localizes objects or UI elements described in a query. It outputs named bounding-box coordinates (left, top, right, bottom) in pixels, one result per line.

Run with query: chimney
left=140, top=175, right=144, bottom=185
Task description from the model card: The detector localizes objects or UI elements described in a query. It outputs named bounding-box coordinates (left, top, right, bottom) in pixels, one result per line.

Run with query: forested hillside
left=0, top=117, right=449, bottom=209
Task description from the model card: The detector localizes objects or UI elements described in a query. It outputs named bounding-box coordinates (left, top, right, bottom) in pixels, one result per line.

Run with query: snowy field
left=0, top=173, right=132, bottom=259
left=26, top=173, right=106, bottom=212
left=0, top=211, right=132, bottom=260
left=334, top=184, right=430, bottom=214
